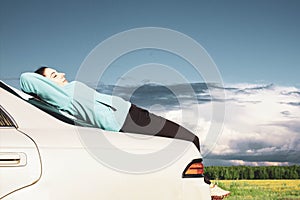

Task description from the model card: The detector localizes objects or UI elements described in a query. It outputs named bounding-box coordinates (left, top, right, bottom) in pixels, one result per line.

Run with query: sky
left=1, top=0, right=300, bottom=166
left=1, top=0, right=300, bottom=88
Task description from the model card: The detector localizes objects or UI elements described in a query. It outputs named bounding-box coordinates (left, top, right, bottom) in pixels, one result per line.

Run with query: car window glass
left=0, top=107, right=15, bottom=127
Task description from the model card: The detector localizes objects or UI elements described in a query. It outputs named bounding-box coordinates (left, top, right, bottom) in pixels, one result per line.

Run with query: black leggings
left=120, top=104, right=200, bottom=151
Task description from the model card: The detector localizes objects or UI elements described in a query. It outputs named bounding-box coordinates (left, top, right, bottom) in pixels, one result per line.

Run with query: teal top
left=20, top=72, right=131, bottom=131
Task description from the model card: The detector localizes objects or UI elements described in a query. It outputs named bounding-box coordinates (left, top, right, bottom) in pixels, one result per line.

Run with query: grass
left=212, top=180, right=300, bottom=200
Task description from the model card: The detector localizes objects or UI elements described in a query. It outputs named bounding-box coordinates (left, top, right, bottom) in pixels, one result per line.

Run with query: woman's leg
left=120, top=104, right=200, bottom=151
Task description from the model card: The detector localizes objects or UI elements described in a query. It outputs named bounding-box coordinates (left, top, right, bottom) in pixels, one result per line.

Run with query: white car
left=0, top=81, right=210, bottom=200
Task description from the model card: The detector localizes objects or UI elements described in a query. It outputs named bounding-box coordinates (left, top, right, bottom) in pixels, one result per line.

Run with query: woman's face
left=43, top=68, right=68, bottom=86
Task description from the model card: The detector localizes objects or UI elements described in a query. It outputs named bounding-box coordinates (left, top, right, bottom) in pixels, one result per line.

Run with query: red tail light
left=182, top=158, right=204, bottom=178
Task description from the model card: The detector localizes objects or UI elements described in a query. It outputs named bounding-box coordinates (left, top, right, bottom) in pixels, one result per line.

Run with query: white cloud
left=156, top=83, right=300, bottom=165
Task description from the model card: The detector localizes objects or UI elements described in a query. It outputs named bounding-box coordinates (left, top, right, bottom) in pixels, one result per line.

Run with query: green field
left=212, top=180, right=300, bottom=200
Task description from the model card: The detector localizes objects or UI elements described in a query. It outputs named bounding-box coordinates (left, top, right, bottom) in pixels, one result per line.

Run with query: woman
left=20, top=66, right=230, bottom=199
left=21, top=67, right=200, bottom=150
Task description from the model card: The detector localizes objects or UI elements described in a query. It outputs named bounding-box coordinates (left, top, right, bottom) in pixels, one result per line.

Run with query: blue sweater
left=20, top=72, right=131, bottom=131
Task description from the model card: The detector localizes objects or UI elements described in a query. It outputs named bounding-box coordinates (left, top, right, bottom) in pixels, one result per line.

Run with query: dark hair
left=34, top=66, right=48, bottom=76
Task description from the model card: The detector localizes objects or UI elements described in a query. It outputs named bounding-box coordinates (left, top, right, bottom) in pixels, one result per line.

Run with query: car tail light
left=182, top=158, right=204, bottom=178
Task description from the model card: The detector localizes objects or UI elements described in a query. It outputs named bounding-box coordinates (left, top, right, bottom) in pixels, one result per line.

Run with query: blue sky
left=1, top=0, right=300, bottom=88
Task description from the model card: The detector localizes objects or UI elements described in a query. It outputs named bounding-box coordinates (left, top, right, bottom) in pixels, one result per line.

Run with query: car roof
left=0, top=81, right=93, bottom=127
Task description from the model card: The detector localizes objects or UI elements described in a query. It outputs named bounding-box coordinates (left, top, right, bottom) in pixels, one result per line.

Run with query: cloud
left=157, top=83, right=300, bottom=166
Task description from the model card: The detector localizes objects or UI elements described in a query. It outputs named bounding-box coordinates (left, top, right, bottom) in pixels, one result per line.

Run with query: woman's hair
left=34, top=66, right=47, bottom=76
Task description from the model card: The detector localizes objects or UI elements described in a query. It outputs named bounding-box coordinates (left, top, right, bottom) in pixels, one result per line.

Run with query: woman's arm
left=20, top=72, right=71, bottom=109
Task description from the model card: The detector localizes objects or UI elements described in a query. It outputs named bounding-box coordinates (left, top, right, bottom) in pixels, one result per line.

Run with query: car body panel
left=0, top=82, right=210, bottom=200
left=0, top=127, right=42, bottom=199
